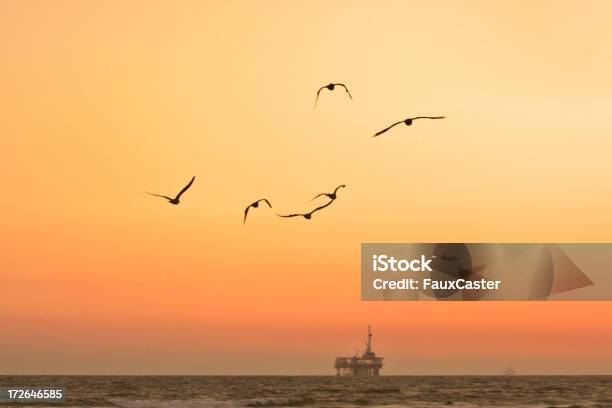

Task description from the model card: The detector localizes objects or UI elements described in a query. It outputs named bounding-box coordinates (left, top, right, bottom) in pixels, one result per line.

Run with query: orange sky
left=1, top=0, right=612, bottom=374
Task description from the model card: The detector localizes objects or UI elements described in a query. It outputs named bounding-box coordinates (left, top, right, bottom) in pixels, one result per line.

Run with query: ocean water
left=0, top=376, right=610, bottom=408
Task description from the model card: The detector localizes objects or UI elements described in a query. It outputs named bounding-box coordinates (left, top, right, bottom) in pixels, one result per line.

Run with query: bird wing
left=243, top=205, right=251, bottom=225
left=333, top=184, right=346, bottom=194
left=311, top=192, right=327, bottom=201
left=277, top=213, right=302, bottom=218
left=336, top=83, right=352, bottom=99
left=412, top=116, right=445, bottom=120
left=175, top=176, right=195, bottom=200
left=314, top=86, right=326, bottom=108
left=309, top=199, right=335, bottom=215
left=261, top=199, right=272, bottom=208
left=373, top=121, right=403, bottom=137
left=146, top=192, right=173, bottom=200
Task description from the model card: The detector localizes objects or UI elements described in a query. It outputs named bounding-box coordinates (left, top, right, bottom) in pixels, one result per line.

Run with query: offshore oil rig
left=334, top=325, right=383, bottom=376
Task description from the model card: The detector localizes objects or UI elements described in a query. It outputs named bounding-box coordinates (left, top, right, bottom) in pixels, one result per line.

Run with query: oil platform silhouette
left=334, top=325, right=383, bottom=376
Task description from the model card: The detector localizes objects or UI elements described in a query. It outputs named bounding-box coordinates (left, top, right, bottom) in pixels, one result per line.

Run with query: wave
left=107, top=398, right=245, bottom=408
left=245, top=396, right=315, bottom=407
left=362, top=388, right=402, bottom=394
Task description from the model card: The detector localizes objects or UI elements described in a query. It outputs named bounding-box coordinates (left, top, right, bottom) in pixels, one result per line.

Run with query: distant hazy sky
left=1, top=0, right=612, bottom=374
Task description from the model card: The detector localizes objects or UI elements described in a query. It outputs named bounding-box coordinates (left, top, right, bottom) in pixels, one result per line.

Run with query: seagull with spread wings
left=315, top=83, right=352, bottom=107
left=146, top=176, right=195, bottom=205
left=243, top=199, right=272, bottom=225
left=277, top=199, right=335, bottom=220
left=373, top=116, right=445, bottom=137
left=312, top=184, right=346, bottom=201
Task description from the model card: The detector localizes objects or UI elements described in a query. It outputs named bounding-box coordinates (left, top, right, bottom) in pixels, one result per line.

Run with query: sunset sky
left=2, top=0, right=612, bottom=374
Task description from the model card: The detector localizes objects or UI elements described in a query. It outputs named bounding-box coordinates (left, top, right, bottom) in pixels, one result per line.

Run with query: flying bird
left=312, top=184, right=346, bottom=201
left=315, top=83, right=352, bottom=107
left=146, top=176, right=195, bottom=205
left=243, top=199, right=272, bottom=225
left=373, top=116, right=445, bottom=137
left=277, top=199, right=334, bottom=220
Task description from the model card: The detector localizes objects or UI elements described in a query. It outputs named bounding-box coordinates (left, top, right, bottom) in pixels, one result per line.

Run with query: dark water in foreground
left=0, top=376, right=610, bottom=408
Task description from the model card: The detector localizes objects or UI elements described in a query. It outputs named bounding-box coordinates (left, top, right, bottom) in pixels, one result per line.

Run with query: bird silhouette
left=315, top=83, right=352, bottom=107
left=277, top=199, right=334, bottom=220
left=243, top=199, right=272, bottom=225
left=146, top=176, right=195, bottom=205
left=312, top=184, right=346, bottom=201
left=373, top=116, right=445, bottom=137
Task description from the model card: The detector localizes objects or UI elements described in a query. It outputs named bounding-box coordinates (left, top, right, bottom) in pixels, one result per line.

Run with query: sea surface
left=0, top=376, right=610, bottom=408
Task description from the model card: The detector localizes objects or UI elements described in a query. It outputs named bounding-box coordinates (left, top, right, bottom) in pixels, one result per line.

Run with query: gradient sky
left=1, top=0, right=612, bottom=374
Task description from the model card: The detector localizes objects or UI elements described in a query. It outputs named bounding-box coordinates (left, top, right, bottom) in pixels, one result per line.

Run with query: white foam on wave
left=107, top=398, right=245, bottom=408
